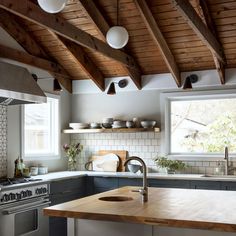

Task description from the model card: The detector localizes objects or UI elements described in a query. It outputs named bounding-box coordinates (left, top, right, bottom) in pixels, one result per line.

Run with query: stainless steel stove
left=0, top=177, right=50, bottom=236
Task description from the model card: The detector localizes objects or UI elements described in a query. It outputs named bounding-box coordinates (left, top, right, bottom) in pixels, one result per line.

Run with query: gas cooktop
left=0, top=177, right=42, bottom=186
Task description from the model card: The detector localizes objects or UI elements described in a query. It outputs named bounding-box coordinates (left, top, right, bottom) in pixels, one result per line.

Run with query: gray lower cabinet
left=190, top=180, right=221, bottom=190
left=49, top=177, right=85, bottom=236
left=221, top=182, right=236, bottom=190
left=93, top=177, right=118, bottom=193
left=148, top=179, right=191, bottom=188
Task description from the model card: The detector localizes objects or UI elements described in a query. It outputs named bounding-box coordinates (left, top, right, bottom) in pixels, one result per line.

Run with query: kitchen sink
left=201, top=174, right=236, bottom=178
left=98, top=196, right=133, bottom=202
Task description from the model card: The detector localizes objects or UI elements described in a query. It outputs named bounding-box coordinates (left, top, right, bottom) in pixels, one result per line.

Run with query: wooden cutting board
left=98, top=150, right=127, bottom=172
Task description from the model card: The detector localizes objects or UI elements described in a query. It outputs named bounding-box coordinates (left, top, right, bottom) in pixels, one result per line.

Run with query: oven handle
left=2, top=200, right=51, bottom=215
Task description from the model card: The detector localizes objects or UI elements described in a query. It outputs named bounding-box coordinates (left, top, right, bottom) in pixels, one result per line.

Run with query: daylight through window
left=170, top=97, right=236, bottom=155
left=22, top=96, right=59, bottom=159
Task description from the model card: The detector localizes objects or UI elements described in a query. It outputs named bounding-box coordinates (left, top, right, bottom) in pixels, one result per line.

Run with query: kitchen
left=1, top=0, right=236, bottom=235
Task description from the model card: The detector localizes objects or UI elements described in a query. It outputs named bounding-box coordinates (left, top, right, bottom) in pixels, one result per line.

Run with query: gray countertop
left=31, top=171, right=236, bottom=182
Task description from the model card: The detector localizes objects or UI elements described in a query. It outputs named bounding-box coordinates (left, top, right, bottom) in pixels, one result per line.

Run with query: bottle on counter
left=14, top=156, right=25, bottom=178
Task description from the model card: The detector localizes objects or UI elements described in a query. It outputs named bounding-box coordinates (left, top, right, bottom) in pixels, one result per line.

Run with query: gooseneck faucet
left=124, top=156, right=148, bottom=202
left=224, top=146, right=229, bottom=175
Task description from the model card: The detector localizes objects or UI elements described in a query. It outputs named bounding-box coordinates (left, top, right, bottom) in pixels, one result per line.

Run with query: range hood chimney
left=0, top=62, right=47, bottom=105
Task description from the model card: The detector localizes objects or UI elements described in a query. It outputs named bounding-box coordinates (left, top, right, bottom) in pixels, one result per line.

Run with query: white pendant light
left=37, top=0, right=67, bottom=13
left=106, top=26, right=129, bottom=49
left=106, top=0, right=129, bottom=49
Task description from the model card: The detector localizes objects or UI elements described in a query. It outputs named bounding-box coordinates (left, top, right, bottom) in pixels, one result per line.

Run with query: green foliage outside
left=181, top=112, right=236, bottom=152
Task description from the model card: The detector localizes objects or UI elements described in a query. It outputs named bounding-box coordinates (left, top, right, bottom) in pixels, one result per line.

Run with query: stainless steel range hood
left=0, top=62, right=47, bottom=105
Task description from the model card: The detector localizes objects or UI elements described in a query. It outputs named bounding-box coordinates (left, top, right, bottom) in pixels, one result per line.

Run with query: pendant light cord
left=117, top=0, right=119, bottom=26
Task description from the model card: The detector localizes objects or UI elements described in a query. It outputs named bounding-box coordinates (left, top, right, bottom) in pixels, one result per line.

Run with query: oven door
left=0, top=197, right=50, bottom=236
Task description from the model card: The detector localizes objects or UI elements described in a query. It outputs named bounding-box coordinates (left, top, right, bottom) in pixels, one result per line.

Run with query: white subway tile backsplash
left=0, top=105, right=7, bottom=177
left=73, top=132, right=236, bottom=175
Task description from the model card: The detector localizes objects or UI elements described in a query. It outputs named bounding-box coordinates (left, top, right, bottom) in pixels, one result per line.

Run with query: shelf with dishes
left=63, top=127, right=160, bottom=134
left=63, top=119, right=160, bottom=134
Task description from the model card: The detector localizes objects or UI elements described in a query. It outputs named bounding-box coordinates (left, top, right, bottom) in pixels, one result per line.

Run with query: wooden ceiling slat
left=0, top=0, right=140, bottom=71
left=0, top=10, right=72, bottom=92
left=172, top=0, right=226, bottom=64
left=79, top=0, right=142, bottom=89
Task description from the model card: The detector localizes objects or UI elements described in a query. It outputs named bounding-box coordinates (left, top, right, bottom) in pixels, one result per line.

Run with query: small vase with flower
left=63, top=143, right=83, bottom=171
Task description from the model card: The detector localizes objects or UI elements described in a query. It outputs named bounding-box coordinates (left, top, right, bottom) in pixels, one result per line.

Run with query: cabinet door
left=221, top=182, right=236, bottom=190
left=49, top=177, right=85, bottom=236
left=148, top=179, right=190, bottom=189
left=93, top=177, right=118, bottom=193
left=190, top=180, right=221, bottom=190
left=118, top=178, right=143, bottom=187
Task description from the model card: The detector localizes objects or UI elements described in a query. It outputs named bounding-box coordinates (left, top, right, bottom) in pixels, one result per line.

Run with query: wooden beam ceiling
left=172, top=0, right=226, bottom=65
left=0, top=44, right=72, bottom=92
left=0, top=0, right=140, bottom=72
left=0, top=9, right=72, bottom=92
left=58, top=36, right=105, bottom=91
left=196, top=0, right=225, bottom=85
left=134, top=0, right=181, bottom=87
left=79, top=0, right=142, bottom=89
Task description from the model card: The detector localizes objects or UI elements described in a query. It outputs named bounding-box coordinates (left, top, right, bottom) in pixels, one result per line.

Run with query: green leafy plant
left=155, top=156, right=187, bottom=173
left=63, top=143, right=83, bottom=171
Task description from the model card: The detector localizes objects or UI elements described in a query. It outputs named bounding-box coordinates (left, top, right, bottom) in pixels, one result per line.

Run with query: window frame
left=161, top=89, right=236, bottom=161
left=21, top=93, right=60, bottom=160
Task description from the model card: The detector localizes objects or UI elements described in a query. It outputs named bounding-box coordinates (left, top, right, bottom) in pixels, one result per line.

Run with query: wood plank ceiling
left=0, top=0, right=235, bottom=93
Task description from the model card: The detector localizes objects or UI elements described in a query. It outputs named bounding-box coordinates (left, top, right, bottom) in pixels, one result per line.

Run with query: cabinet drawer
left=50, top=177, right=85, bottom=194
left=148, top=179, right=190, bottom=189
left=93, top=177, right=118, bottom=189
left=190, top=180, right=221, bottom=190
left=221, top=182, right=236, bottom=190
left=118, top=178, right=142, bottom=187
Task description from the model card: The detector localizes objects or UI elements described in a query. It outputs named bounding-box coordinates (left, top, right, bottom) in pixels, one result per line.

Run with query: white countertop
left=31, top=171, right=236, bottom=182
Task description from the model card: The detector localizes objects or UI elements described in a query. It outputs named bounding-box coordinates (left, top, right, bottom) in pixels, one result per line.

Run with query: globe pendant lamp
left=37, top=0, right=67, bottom=13
left=106, top=0, right=129, bottom=49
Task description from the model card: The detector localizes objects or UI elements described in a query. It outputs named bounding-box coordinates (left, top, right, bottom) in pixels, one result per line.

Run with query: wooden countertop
left=44, top=187, right=236, bottom=232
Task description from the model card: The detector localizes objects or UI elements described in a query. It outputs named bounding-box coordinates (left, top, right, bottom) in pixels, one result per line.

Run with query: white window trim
left=161, top=89, right=236, bottom=161
left=21, top=93, right=60, bottom=160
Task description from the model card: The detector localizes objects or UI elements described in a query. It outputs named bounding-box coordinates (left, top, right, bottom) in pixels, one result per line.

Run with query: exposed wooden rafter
left=0, top=44, right=72, bottom=92
left=134, top=0, right=181, bottom=87
left=172, top=0, right=226, bottom=65
left=195, top=0, right=225, bottom=84
left=0, top=9, right=72, bottom=92
left=0, top=0, right=140, bottom=71
left=57, top=35, right=105, bottom=91
left=79, top=0, right=142, bottom=89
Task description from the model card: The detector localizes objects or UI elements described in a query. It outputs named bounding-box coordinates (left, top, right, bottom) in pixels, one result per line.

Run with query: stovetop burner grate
left=0, top=178, right=42, bottom=186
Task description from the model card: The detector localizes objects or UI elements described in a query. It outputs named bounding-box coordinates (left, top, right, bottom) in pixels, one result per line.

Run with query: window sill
left=24, top=155, right=60, bottom=161
left=167, top=154, right=236, bottom=161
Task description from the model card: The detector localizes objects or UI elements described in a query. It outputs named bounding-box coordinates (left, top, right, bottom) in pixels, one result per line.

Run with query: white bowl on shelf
left=69, top=123, right=89, bottom=129
left=140, top=120, right=156, bottom=128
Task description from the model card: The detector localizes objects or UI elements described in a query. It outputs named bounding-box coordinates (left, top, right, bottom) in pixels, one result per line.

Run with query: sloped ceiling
left=0, top=0, right=235, bottom=93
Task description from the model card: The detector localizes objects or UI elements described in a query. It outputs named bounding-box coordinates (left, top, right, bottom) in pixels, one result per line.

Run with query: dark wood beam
left=58, top=36, right=105, bottom=91
left=196, top=0, right=225, bottom=84
left=134, top=0, right=181, bottom=87
left=79, top=0, right=142, bottom=89
left=0, top=0, right=139, bottom=71
left=172, top=0, right=226, bottom=64
left=0, top=9, right=72, bottom=92
left=0, top=44, right=72, bottom=92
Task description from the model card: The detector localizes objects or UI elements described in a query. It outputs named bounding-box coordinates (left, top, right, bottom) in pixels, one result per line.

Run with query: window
left=162, top=90, right=236, bottom=158
left=22, top=95, right=59, bottom=159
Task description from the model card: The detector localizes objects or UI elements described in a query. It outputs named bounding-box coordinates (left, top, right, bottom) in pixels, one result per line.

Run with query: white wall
left=7, top=79, right=71, bottom=177
left=72, top=90, right=161, bottom=126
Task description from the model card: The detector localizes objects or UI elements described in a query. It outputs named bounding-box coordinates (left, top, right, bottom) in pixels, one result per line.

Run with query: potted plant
left=63, top=143, right=83, bottom=171
left=155, top=156, right=187, bottom=174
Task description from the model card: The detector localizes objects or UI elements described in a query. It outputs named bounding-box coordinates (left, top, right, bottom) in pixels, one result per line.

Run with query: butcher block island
left=44, top=187, right=236, bottom=236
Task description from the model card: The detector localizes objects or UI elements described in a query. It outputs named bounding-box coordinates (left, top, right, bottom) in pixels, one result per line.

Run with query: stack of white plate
left=112, top=120, right=126, bottom=128
left=69, top=123, right=89, bottom=129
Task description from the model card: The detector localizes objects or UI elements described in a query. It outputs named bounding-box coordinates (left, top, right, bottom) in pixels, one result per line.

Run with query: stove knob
left=2, top=194, right=8, bottom=202
left=42, top=188, right=47, bottom=194
left=10, top=193, right=16, bottom=200
left=27, top=190, right=32, bottom=196
left=35, top=188, right=40, bottom=195
left=16, top=193, right=21, bottom=200
left=21, top=191, right=27, bottom=198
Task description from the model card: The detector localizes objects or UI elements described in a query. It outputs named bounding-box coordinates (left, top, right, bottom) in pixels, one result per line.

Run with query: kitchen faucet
left=124, top=156, right=148, bottom=202
left=224, top=146, right=233, bottom=175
